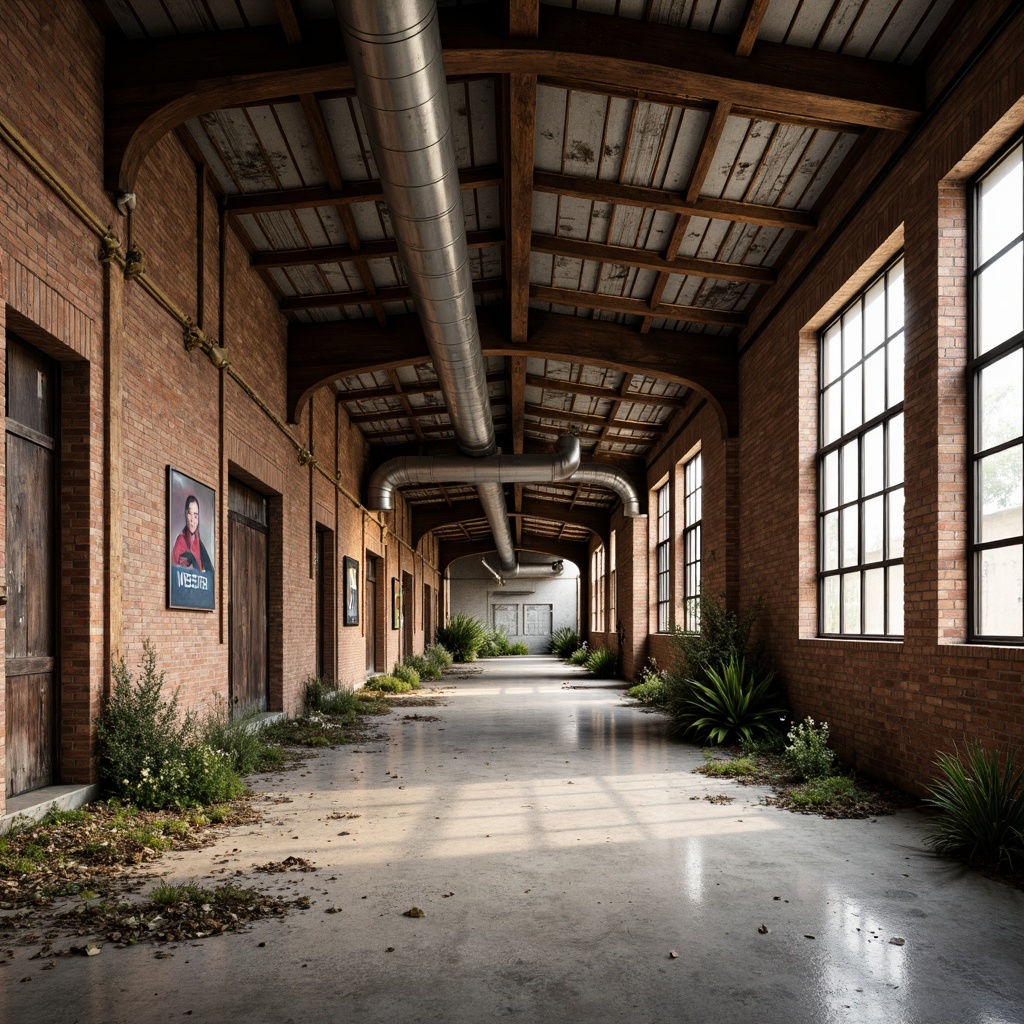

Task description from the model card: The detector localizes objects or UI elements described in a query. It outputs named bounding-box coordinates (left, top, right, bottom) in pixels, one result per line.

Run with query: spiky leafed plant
left=434, top=614, right=487, bottom=662
left=924, top=741, right=1024, bottom=871
left=549, top=626, right=581, bottom=659
left=668, top=654, right=786, bottom=746
left=585, top=646, right=618, bottom=678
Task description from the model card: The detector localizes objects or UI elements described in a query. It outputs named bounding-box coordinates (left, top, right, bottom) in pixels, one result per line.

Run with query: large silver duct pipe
left=336, top=0, right=518, bottom=569
left=572, top=463, right=643, bottom=518
left=369, top=433, right=580, bottom=511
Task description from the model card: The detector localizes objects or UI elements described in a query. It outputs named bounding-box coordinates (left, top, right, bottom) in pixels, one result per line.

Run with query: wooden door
left=229, top=478, right=269, bottom=712
left=315, top=525, right=335, bottom=682
left=5, top=336, right=57, bottom=797
left=402, top=571, right=413, bottom=661
left=365, top=555, right=377, bottom=674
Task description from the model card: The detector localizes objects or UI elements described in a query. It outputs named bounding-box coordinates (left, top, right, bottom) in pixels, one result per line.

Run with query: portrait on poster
left=167, top=467, right=216, bottom=611
left=343, top=556, right=360, bottom=626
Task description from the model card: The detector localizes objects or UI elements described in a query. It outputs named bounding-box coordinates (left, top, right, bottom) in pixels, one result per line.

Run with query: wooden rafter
left=525, top=402, right=666, bottom=434
left=252, top=229, right=502, bottom=269
left=736, top=0, right=772, bottom=58
left=530, top=284, right=746, bottom=328
left=533, top=172, right=814, bottom=231
left=223, top=166, right=502, bottom=215
left=289, top=308, right=739, bottom=436
left=105, top=7, right=922, bottom=192
left=340, top=371, right=505, bottom=404
left=280, top=277, right=503, bottom=312
left=525, top=373, right=683, bottom=408
left=531, top=232, right=774, bottom=285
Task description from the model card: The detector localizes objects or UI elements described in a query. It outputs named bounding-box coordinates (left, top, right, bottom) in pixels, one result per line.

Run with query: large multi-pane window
left=683, top=452, right=702, bottom=632
left=972, top=137, right=1024, bottom=640
left=656, top=482, right=671, bottom=632
left=609, top=530, right=617, bottom=630
left=591, top=545, right=606, bottom=632
left=818, top=257, right=905, bottom=637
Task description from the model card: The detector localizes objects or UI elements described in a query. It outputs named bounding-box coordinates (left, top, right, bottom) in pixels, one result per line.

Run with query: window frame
left=682, top=451, right=702, bottom=633
left=817, top=255, right=906, bottom=639
left=969, top=133, right=1024, bottom=643
left=656, top=481, right=671, bottom=632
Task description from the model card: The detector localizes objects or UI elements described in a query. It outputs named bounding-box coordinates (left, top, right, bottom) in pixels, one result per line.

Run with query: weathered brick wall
left=0, top=0, right=435, bottom=808
left=736, top=2, right=1024, bottom=792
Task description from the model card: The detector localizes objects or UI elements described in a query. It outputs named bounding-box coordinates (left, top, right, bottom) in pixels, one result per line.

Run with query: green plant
left=96, top=640, right=200, bottom=807
left=549, top=626, right=581, bottom=659
left=628, top=659, right=668, bottom=705
left=509, top=642, right=529, bottom=655
left=365, top=674, right=412, bottom=693
left=667, top=654, right=786, bottom=746
left=669, top=593, right=764, bottom=685
left=787, top=775, right=861, bottom=807
left=425, top=643, right=454, bottom=670
left=304, top=676, right=335, bottom=715
left=784, top=718, right=836, bottom=780
left=201, top=695, right=279, bottom=776
left=435, top=614, right=487, bottom=662
left=392, top=663, right=421, bottom=688
left=701, top=751, right=757, bottom=776
left=478, top=628, right=513, bottom=657
left=585, top=646, right=618, bottom=678
left=924, top=741, right=1024, bottom=871
left=402, top=653, right=441, bottom=680
left=568, top=643, right=590, bottom=666
left=319, top=686, right=362, bottom=719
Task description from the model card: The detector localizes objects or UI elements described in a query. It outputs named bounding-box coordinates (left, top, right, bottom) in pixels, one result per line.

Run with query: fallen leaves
left=403, top=907, right=425, bottom=918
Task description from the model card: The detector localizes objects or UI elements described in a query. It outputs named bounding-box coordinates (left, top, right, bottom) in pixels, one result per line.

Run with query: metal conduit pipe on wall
left=335, top=0, right=520, bottom=569
left=368, top=434, right=581, bottom=511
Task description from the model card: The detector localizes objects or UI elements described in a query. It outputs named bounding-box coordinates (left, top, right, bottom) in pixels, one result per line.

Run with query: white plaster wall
left=447, top=556, right=581, bottom=654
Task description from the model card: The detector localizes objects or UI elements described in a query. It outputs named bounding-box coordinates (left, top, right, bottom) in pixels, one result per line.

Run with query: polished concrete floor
left=3, top=656, right=1023, bottom=1024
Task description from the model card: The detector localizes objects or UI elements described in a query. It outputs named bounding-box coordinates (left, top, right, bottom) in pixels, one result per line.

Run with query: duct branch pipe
left=369, top=434, right=581, bottom=511
left=336, top=0, right=518, bottom=570
left=481, top=558, right=565, bottom=581
left=572, top=463, right=643, bottom=517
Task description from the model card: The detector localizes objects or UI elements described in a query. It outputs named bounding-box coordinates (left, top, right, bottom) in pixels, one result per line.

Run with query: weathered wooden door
left=5, top=336, right=57, bottom=797
left=229, top=478, right=269, bottom=712
left=402, top=571, right=414, bottom=661
left=315, top=525, right=334, bottom=682
left=365, top=555, right=377, bottom=674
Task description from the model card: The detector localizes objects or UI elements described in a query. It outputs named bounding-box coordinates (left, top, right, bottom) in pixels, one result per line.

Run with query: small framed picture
left=343, top=556, right=360, bottom=626
left=167, top=467, right=216, bottom=611
left=392, top=578, right=402, bottom=630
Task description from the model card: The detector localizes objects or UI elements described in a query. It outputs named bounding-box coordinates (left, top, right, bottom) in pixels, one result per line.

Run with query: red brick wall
left=735, top=3, right=1024, bottom=792
left=0, top=0, right=438, bottom=809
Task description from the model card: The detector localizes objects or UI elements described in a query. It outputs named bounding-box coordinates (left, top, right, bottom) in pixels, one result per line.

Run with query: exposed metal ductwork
left=368, top=433, right=580, bottom=511
left=337, top=0, right=643, bottom=570
left=336, top=0, right=520, bottom=568
left=573, top=463, right=643, bottom=518
left=481, top=558, right=565, bottom=584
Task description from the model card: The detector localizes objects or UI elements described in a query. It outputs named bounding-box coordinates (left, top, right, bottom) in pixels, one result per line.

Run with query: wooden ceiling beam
left=534, top=171, right=814, bottom=231
left=105, top=7, right=921, bottom=192
left=524, top=402, right=667, bottom=434
left=281, top=277, right=503, bottom=312
left=525, top=373, right=683, bottom=408
left=224, top=166, right=502, bottom=215
left=289, top=307, right=738, bottom=436
left=252, top=229, right=503, bottom=269
left=530, top=284, right=746, bottom=328
left=736, top=0, right=772, bottom=58
left=532, top=232, right=774, bottom=285
left=339, top=370, right=505, bottom=404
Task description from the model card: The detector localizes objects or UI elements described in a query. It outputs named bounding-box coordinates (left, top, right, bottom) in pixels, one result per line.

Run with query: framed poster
left=167, top=467, right=216, bottom=611
left=392, top=577, right=402, bottom=630
left=343, top=555, right=360, bottom=626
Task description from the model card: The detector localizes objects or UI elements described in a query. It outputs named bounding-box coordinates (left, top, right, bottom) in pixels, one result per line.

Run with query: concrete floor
left=3, top=655, right=1023, bottom=1024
